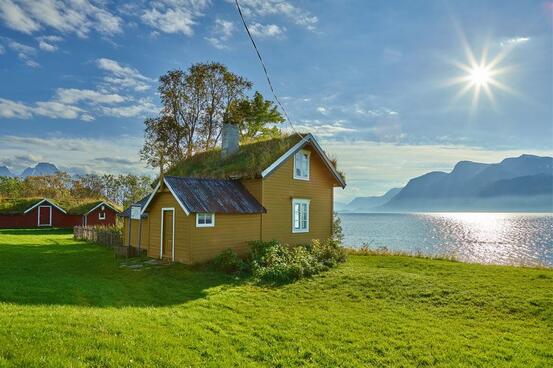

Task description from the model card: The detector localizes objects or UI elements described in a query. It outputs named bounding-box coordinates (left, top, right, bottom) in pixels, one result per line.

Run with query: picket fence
left=74, top=226, right=123, bottom=247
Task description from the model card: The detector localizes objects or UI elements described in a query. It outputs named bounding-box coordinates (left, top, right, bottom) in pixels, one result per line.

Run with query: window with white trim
left=293, top=150, right=310, bottom=180
left=292, top=199, right=309, bottom=233
left=99, top=212, right=106, bottom=220
left=196, top=213, right=215, bottom=227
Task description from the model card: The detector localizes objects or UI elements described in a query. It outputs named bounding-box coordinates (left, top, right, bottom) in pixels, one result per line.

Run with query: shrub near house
left=121, top=131, right=346, bottom=264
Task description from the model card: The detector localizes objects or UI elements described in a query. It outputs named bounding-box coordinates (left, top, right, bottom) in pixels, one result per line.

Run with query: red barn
left=0, top=198, right=120, bottom=228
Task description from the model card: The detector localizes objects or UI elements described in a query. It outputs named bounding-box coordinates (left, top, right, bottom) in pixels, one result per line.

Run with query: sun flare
left=446, top=39, right=516, bottom=112
left=469, top=65, right=492, bottom=87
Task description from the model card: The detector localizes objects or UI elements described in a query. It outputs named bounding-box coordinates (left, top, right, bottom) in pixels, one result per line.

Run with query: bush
left=246, top=238, right=346, bottom=284
left=212, top=249, right=246, bottom=274
left=212, top=238, right=347, bottom=283
left=332, top=212, right=344, bottom=244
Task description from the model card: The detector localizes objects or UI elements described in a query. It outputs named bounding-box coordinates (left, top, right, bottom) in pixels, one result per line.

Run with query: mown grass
left=0, top=229, right=551, bottom=367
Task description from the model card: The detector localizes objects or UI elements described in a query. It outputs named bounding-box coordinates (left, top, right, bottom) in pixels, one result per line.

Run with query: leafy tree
left=142, top=62, right=252, bottom=170
left=0, top=177, right=22, bottom=198
left=227, top=91, right=285, bottom=144
left=21, top=172, right=72, bottom=199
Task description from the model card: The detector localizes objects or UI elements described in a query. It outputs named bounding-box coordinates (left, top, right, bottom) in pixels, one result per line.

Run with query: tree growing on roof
left=226, top=91, right=285, bottom=144
left=142, top=62, right=252, bottom=166
left=140, top=62, right=284, bottom=172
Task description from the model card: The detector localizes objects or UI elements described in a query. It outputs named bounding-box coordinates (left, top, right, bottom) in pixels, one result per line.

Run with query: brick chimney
left=221, top=123, right=239, bottom=158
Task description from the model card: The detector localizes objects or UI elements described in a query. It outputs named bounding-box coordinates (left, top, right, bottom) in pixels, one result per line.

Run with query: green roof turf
left=0, top=198, right=122, bottom=215
left=166, top=134, right=303, bottom=180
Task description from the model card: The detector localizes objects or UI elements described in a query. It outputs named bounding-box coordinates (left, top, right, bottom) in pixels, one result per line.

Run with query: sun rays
left=444, top=28, right=520, bottom=115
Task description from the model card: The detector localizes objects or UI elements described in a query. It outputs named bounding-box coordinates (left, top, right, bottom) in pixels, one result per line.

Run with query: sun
left=469, top=65, right=492, bottom=87
left=445, top=39, right=516, bottom=112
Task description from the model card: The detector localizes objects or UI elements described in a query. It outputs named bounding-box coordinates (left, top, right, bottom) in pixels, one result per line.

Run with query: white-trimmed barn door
left=38, top=205, right=52, bottom=227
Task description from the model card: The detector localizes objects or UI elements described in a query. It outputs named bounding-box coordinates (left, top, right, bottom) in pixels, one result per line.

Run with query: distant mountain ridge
left=341, top=154, right=553, bottom=213
left=0, top=162, right=60, bottom=178
left=343, top=188, right=402, bottom=212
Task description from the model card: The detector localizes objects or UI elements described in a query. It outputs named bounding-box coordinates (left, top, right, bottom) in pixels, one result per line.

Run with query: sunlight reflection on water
left=339, top=213, right=553, bottom=267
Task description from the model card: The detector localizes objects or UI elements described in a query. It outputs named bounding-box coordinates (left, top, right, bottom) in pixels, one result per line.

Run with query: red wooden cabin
left=0, top=198, right=120, bottom=228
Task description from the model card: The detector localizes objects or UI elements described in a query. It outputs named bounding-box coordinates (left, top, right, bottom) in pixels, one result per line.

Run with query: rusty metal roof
left=119, top=194, right=151, bottom=218
left=164, top=176, right=265, bottom=214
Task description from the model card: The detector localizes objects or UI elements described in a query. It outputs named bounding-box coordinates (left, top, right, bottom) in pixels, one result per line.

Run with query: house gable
left=260, top=144, right=335, bottom=244
left=261, top=133, right=346, bottom=188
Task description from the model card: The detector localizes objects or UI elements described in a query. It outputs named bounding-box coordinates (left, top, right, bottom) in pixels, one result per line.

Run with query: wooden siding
left=261, top=146, right=335, bottom=245
left=123, top=217, right=150, bottom=250
left=241, top=178, right=262, bottom=204
left=189, top=213, right=261, bottom=264
left=86, top=206, right=118, bottom=226
left=146, top=189, right=192, bottom=263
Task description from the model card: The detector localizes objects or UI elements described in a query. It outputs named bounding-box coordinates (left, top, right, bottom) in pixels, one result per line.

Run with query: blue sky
left=0, top=0, right=551, bottom=202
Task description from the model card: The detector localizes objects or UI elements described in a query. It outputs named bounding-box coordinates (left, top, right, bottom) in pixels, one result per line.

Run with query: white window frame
left=160, top=208, right=175, bottom=261
left=37, top=205, right=52, bottom=227
left=196, top=213, right=215, bottom=227
left=291, top=199, right=310, bottom=233
left=98, top=212, right=106, bottom=220
left=293, top=149, right=310, bottom=181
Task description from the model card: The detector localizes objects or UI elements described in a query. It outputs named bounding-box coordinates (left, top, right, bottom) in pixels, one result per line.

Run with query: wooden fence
left=74, top=226, right=123, bottom=247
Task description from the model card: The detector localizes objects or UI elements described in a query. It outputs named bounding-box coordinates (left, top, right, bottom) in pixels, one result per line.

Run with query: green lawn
left=0, top=229, right=551, bottom=367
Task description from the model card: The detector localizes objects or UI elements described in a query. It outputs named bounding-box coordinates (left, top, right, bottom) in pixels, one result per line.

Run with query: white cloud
left=96, top=58, right=153, bottom=91
left=0, top=97, right=91, bottom=121
left=0, top=97, right=32, bottom=118
left=0, top=134, right=153, bottom=175
left=55, top=88, right=126, bottom=105
left=6, top=39, right=39, bottom=67
left=205, top=18, right=235, bottom=49
left=500, top=36, right=530, bottom=47
left=33, top=101, right=86, bottom=120
left=0, top=58, right=155, bottom=122
left=316, top=106, right=328, bottom=115
left=0, top=0, right=122, bottom=37
left=38, top=40, right=56, bottom=51
left=235, top=0, right=318, bottom=30
left=289, top=120, right=357, bottom=137
left=141, top=0, right=210, bottom=36
left=249, top=22, right=285, bottom=39
left=8, top=39, right=34, bottom=54
left=142, top=7, right=195, bottom=36
left=100, top=98, right=157, bottom=118
left=0, top=0, right=40, bottom=33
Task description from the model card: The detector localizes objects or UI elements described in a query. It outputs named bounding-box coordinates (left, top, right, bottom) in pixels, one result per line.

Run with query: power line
left=234, top=0, right=303, bottom=139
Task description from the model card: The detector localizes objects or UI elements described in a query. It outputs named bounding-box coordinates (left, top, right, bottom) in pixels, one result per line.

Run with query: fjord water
left=339, top=213, right=553, bottom=267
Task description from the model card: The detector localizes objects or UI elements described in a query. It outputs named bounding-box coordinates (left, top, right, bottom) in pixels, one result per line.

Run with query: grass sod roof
left=0, top=198, right=122, bottom=215
left=166, top=134, right=303, bottom=180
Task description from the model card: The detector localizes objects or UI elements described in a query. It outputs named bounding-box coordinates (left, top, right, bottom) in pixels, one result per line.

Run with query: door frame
left=37, top=205, right=52, bottom=227
left=160, top=207, right=175, bottom=261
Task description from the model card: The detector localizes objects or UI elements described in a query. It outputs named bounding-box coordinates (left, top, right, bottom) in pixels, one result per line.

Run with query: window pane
left=205, top=214, right=212, bottom=224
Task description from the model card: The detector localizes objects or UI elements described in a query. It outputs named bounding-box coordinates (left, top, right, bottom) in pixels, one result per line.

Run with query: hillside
left=343, top=187, right=402, bottom=212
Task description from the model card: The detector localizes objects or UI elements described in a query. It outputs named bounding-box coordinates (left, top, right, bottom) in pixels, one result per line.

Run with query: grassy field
left=0, top=229, right=551, bottom=367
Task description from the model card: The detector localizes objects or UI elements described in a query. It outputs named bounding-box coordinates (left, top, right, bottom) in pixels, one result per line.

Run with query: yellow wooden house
left=121, top=130, right=346, bottom=264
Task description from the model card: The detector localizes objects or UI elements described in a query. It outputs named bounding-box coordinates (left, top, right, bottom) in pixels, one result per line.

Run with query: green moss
left=0, top=198, right=43, bottom=214
left=0, top=198, right=122, bottom=215
left=167, top=134, right=302, bottom=179
left=0, top=229, right=551, bottom=367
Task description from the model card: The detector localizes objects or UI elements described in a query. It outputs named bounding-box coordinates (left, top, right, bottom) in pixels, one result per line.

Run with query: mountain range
left=0, top=162, right=59, bottom=178
left=341, top=154, right=553, bottom=213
